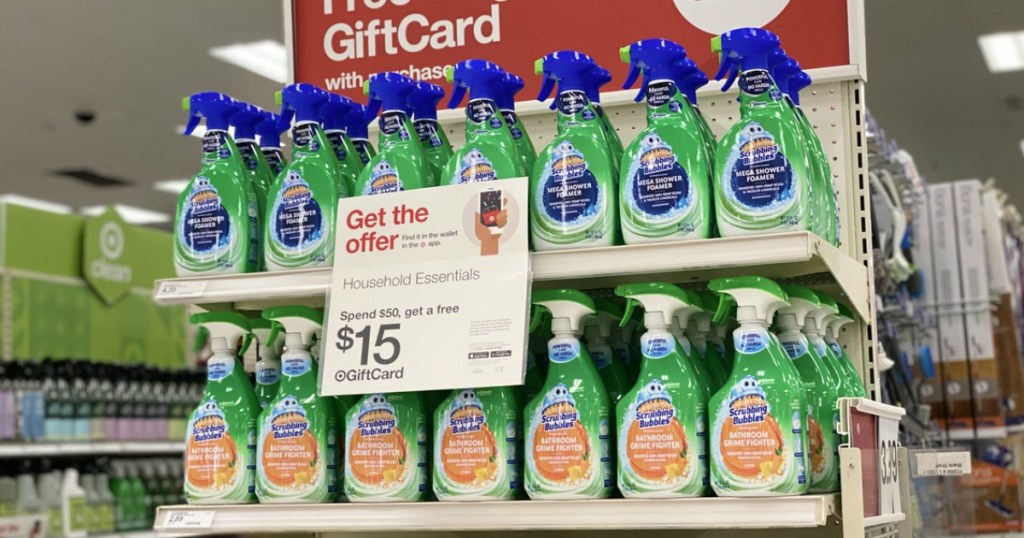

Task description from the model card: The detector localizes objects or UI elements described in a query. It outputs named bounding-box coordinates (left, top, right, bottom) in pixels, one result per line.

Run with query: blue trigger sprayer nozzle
left=183, top=92, right=237, bottom=135
left=712, top=28, right=781, bottom=92
left=408, top=81, right=445, bottom=120
left=256, top=111, right=286, bottom=148
left=620, top=38, right=689, bottom=104
left=277, top=83, right=331, bottom=131
left=363, top=72, right=416, bottom=119
left=445, top=59, right=506, bottom=109
left=788, top=71, right=812, bottom=106
left=342, top=102, right=373, bottom=140
left=573, top=64, right=611, bottom=110
left=319, top=93, right=355, bottom=131
left=228, top=101, right=265, bottom=141
left=771, top=55, right=802, bottom=99
left=677, top=58, right=707, bottom=104
left=534, top=50, right=598, bottom=104
left=495, top=72, right=525, bottom=111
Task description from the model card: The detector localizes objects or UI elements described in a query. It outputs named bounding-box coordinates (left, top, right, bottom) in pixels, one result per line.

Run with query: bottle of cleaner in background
left=184, top=312, right=259, bottom=504
left=344, top=392, right=430, bottom=502
left=0, top=466, right=16, bottom=517
left=257, top=110, right=289, bottom=177
left=524, top=308, right=550, bottom=403
left=583, top=66, right=624, bottom=177
left=409, top=80, right=454, bottom=186
left=618, top=38, right=713, bottom=243
left=669, top=294, right=715, bottom=399
left=320, top=93, right=368, bottom=195
left=257, top=307, right=337, bottom=503
left=710, top=29, right=815, bottom=237
left=175, top=92, right=259, bottom=276
left=38, top=465, right=63, bottom=538
left=524, top=289, right=613, bottom=500
left=229, top=101, right=275, bottom=272
left=677, top=58, right=719, bottom=159
left=707, top=276, right=808, bottom=496
left=441, top=60, right=523, bottom=185
left=607, top=315, right=637, bottom=386
left=59, top=468, right=87, bottom=538
left=531, top=51, right=619, bottom=250
left=15, top=461, right=42, bottom=516
left=687, top=296, right=729, bottom=391
left=614, top=282, right=710, bottom=498
left=823, top=301, right=867, bottom=397
left=249, top=318, right=282, bottom=409
left=265, top=84, right=345, bottom=270
left=583, top=299, right=632, bottom=404
left=495, top=71, right=536, bottom=176
left=354, top=72, right=432, bottom=195
left=343, top=102, right=376, bottom=167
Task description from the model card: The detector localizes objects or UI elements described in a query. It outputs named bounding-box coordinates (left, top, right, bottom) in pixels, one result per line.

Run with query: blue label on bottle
left=238, top=142, right=259, bottom=170
left=270, top=170, right=324, bottom=251
left=263, top=148, right=285, bottom=175
left=540, top=143, right=599, bottom=224
left=179, top=176, right=233, bottom=258
left=326, top=131, right=349, bottom=161
left=734, top=329, right=768, bottom=354
left=641, top=333, right=674, bottom=359
left=626, top=133, right=691, bottom=220
left=557, top=90, right=589, bottom=116
left=352, top=140, right=372, bottom=166
left=293, top=123, right=314, bottom=147
left=466, top=99, right=497, bottom=125
left=414, top=120, right=444, bottom=147
left=362, top=159, right=404, bottom=195
left=780, top=337, right=808, bottom=359
left=591, top=349, right=613, bottom=368
left=207, top=357, right=234, bottom=381
left=725, top=122, right=795, bottom=211
left=829, top=342, right=842, bottom=356
left=281, top=355, right=311, bottom=377
left=379, top=111, right=410, bottom=140
left=739, top=69, right=774, bottom=96
left=548, top=340, right=581, bottom=363
left=501, top=111, right=523, bottom=140
left=256, top=364, right=281, bottom=385
left=453, top=148, right=497, bottom=184
left=646, top=81, right=676, bottom=108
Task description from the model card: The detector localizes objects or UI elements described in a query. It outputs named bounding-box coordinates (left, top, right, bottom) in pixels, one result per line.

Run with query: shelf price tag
left=154, top=280, right=207, bottom=300
left=840, top=397, right=906, bottom=523
left=913, top=450, right=972, bottom=477
left=162, top=510, right=215, bottom=529
left=320, top=178, right=530, bottom=395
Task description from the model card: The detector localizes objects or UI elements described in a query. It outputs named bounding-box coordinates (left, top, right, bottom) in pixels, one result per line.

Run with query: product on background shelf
left=531, top=51, right=619, bottom=251
left=525, top=289, right=612, bottom=500
left=524, top=308, right=550, bottom=404
left=342, top=101, right=376, bottom=167
left=583, top=299, right=632, bottom=405
left=669, top=293, right=715, bottom=400
left=250, top=318, right=283, bottom=410
left=583, top=66, right=624, bottom=177
left=676, top=58, right=718, bottom=162
left=613, top=282, right=710, bottom=498
left=320, top=92, right=367, bottom=195
left=229, top=101, right=275, bottom=272
left=409, top=80, right=453, bottom=187
left=820, top=299, right=867, bottom=397
left=184, top=312, right=259, bottom=505
left=707, top=276, right=809, bottom=496
left=441, top=60, right=523, bottom=186
left=343, top=392, right=429, bottom=502
left=618, top=39, right=713, bottom=244
left=774, top=285, right=840, bottom=493
left=0, top=466, right=16, bottom=516
left=711, top=29, right=816, bottom=238
left=688, top=294, right=729, bottom=391
left=175, top=92, right=260, bottom=276
left=495, top=71, right=536, bottom=177
left=266, top=83, right=344, bottom=271
left=257, top=110, right=289, bottom=177
left=59, top=467, right=86, bottom=538
left=37, top=463, right=61, bottom=537
left=256, top=307, right=337, bottom=503
left=709, top=305, right=736, bottom=377
left=16, top=461, right=42, bottom=515
left=353, top=72, right=431, bottom=195
left=606, top=310, right=637, bottom=386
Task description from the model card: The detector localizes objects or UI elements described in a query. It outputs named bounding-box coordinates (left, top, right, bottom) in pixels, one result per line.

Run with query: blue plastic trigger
left=447, top=85, right=466, bottom=109
left=184, top=112, right=201, bottom=136
left=537, top=77, right=555, bottom=102
left=622, top=65, right=641, bottom=90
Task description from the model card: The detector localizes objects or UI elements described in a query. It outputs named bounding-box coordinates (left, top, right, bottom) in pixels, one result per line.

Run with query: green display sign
left=83, top=207, right=134, bottom=305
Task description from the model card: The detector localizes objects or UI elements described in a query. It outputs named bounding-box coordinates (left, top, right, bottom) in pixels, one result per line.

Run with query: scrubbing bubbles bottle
left=353, top=72, right=431, bottom=195
left=409, top=81, right=453, bottom=186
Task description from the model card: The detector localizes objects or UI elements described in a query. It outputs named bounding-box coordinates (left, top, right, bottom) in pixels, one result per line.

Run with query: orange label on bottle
left=186, top=415, right=238, bottom=489
left=348, top=408, right=408, bottom=486
left=808, top=415, right=825, bottom=474
left=626, top=399, right=688, bottom=481
left=531, top=402, right=591, bottom=482
left=440, top=405, right=498, bottom=485
left=260, top=413, right=320, bottom=488
left=719, top=394, right=784, bottom=479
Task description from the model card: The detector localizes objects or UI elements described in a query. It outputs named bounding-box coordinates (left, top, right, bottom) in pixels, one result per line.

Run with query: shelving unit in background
left=0, top=441, right=184, bottom=458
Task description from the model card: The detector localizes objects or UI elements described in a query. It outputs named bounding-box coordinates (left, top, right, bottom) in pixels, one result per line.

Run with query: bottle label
left=738, top=69, right=783, bottom=101
left=257, top=395, right=330, bottom=498
left=379, top=111, right=411, bottom=140
left=433, top=389, right=516, bottom=499
left=467, top=99, right=502, bottom=128
left=414, top=119, right=445, bottom=147
left=591, top=349, right=613, bottom=369
left=501, top=111, right=524, bottom=140
left=734, top=328, right=769, bottom=354
left=203, top=131, right=231, bottom=159
left=548, top=340, right=580, bottom=364
left=713, top=375, right=785, bottom=484
left=345, top=393, right=427, bottom=501
left=262, top=148, right=285, bottom=175
left=353, top=140, right=373, bottom=166
left=292, top=124, right=318, bottom=150
left=281, top=354, right=312, bottom=377
left=238, top=143, right=259, bottom=171
left=814, top=339, right=829, bottom=359
left=828, top=341, right=842, bottom=357
left=185, top=398, right=247, bottom=499
left=326, top=131, right=349, bottom=161
left=68, top=496, right=87, bottom=533
left=268, top=170, right=325, bottom=255
left=256, top=364, right=281, bottom=385
left=207, top=356, right=234, bottom=381
left=527, top=383, right=592, bottom=486
left=624, top=133, right=693, bottom=226
left=537, top=143, right=601, bottom=226
left=453, top=148, right=497, bottom=184
left=779, top=334, right=809, bottom=359
left=646, top=81, right=676, bottom=108
left=362, top=159, right=404, bottom=195
left=557, top=90, right=590, bottom=117
left=178, top=175, right=233, bottom=260
left=723, top=122, right=796, bottom=213
left=641, top=333, right=675, bottom=359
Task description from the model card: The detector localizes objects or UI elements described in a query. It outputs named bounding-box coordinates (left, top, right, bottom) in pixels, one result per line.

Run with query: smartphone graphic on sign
left=479, top=189, right=503, bottom=234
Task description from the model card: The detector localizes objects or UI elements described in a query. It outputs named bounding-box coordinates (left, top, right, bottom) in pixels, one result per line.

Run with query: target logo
left=671, top=0, right=790, bottom=35
left=99, top=221, right=125, bottom=260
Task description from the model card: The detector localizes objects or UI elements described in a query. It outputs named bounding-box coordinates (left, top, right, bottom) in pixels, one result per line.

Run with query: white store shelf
left=0, top=441, right=184, bottom=457
left=155, top=494, right=837, bottom=533
left=155, top=231, right=869, bottom=319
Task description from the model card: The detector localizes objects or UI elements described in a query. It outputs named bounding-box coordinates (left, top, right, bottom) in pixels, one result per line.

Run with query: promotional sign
left=83, top=206, right=135, bottom=305
left=292, top=0, right=858, bottom=101
left=842, top=397, right=906, bottom=522
left=320, top=178, right=530, bottom=395
left=0, top=516, right=47, bottom=538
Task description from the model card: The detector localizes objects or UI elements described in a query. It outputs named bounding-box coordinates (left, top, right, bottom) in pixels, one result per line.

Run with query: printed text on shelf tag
left=156, top=280, right=207, bottom=299
left=163, top=510, right=215, bottom=528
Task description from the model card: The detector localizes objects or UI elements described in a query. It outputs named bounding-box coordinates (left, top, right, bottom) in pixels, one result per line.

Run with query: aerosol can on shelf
left=353, top=72, right=431, bottom=195
left=344, top=392, right=430, bottom=502
left=409, top=81, right=453, bottom=186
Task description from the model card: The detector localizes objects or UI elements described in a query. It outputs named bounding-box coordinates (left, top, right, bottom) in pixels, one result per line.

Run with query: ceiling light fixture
left=0, top=195, right=71, bottom=214
left=153, top=179, right=191, bottom=194
left=81, top=204, right=170, bottom=225
left=209, top=39, right=288, bottom=83
left=978, top=31, right=1024, bottom=73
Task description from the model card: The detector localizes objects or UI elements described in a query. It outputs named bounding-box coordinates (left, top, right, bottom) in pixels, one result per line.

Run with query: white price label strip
left=162, top=510, right=215, bottom=529
left=914, top=451, right=972, bottom=476
left=156, top=280, right=207, bottom=299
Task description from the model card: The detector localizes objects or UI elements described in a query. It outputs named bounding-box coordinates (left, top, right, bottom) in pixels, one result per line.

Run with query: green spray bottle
left=257, top=111, right=288, bottom=177
left=256, top=307, right=337, bottom=502
left=584, top=66, right=624, bottom=177
left=184, top=312, right=259, bottom=504
left=687, top=293, right=730, bottom=391
left=441, top=60, right=523, bottom=185
left=525, top=289, right=613, bottom=499
left=608, top=313, right=637, bottom=386
left=344, top=391, right=429, bottom=502
left=525, top=309, right=550, bottom=403
left=410, top=81, right=453, bottom=186
left=707, top=276, right=809, bottom=496
left=249, top=319, right=281, bottom=410
left=617, top=39, right=713, bottom=244
left=669, top=293, right=715, bottom=398
left=343, top=102, right=376, bottom=168
left=432, top=385, right=521, bottom=501
left=354, top=72, right=431, bottom=195
left=678, top=59, right=718, bottom=161
left=711, top=29, right=815, bottom=237
left=583, top=299, right=633, bottom=404
left=321, top=93, right=368, bottom=196
left=823, top=301, right=866, bottom=397
left=531, top=51, right=619, bottom=250
left=496, top=72, right=536, bottom=177
left=175, top=92, right=260, bottom=276
left=229, top=102, right=275, bottom=272
left=265, top=84, right=344, bottom=270
left=775, top=286, right=840, bottom=492
left=614, top=283, right=709, bottom=497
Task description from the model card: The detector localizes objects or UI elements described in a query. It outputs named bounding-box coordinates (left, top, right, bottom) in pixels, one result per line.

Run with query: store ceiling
left=1, top=0, right=1023, bottom=229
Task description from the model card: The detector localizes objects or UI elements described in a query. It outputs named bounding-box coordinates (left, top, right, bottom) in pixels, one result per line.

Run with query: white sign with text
left=320, top=178, right=530, bottom=395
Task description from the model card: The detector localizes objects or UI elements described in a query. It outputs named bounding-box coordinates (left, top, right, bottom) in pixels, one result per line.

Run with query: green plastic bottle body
left=713, top=70, right=814, bottom=237
left=184, top=353, right=259, bottom=504
left=617, top=328, right=709, bottom=497
left=588, top=340, right=631, bottom=404
left=530, top=91, right=618, bottom=250
left=415, top=119, right=454, bottom=187
left=501, top=109, right=536, bottom=177
left=344, top=392, right=429, bottom=502
left=262, top=147, right=287, bottom=177
left=824, top=335, right=867, bottom=397
left=778, top=329, right=840, bottom=492
left=351, top=139, right=376, bottom=168
left=174, top=131, right=260, bottom=276
left=672, top=332, right=714, bottom=399
left=442, top=99, right=522, bottom=185
left=709, top=323, right=809, bottom=496
left=523, top=351, right=544, bottom=404
left=620, top=82, right=712, bottom=243
left=254, top=359, right=280, bottom=410
left=793, top=105, right=838, bottom=245
left=325, top=130, right=368, bottom=196
left=695, top=338, right=729, bottom=392
left=432, top=387, right=521, bottom=501
left=236, top=140, right=274, bottom=271
left=110, top=478, right=133, bottom=531
left=264, top=122, right=343, bottom=271
left=594, top=104, right=624, bottom=176
left=524, top=334, right=613, bottom=499
left=256, top=346, right=337, bottom=503
left=354, top=111, right=430, bottom=195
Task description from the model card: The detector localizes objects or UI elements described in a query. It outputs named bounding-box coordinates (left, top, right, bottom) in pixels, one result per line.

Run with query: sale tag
left=840, top=397, right=906, bottom=523
left=162, top=511, right=215, bottom=529
left=913, top=450, right=972, bottom=477
left=155, top=280, right=207, bottom=300
left=877, top=412, right=901, bottom=518
left=320, top=178, right=530, bottom=395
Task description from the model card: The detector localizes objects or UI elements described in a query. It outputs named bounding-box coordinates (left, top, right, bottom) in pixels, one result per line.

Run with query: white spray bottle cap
left=249, top=318, right=282, bottom=361
left=803, top=289, right=838, bottom=336
left=708, top=276, right=789, bottom=325
left=262, top=306, right=323, bottom=349
left=189, top=312, right=252, bottom=355
left=614, top=282, right=696, bottom=330
left=530, top=289, right=595, bottom=336
left=777, top=285, right=823, bottom=330
left=584, top=299, right=624, bottom=340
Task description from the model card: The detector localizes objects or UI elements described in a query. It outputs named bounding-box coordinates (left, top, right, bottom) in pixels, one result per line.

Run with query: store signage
left=83, top=207, right=134, bottom=305
left=0, top=516, right=47, bottom=538
left=290, top=0, right=858, bottom=101
left=841, top=397, right=906, bottom=522
left=320, top=178, right=530, bottom=395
